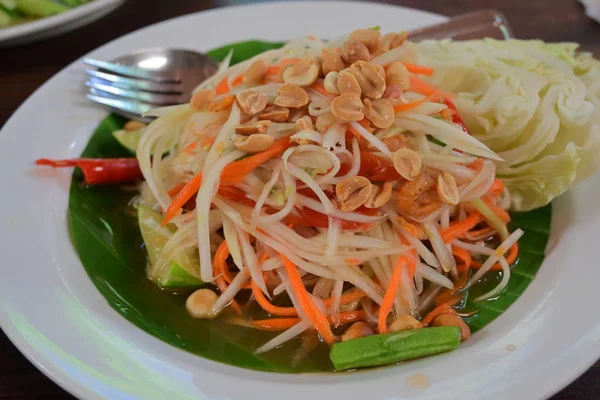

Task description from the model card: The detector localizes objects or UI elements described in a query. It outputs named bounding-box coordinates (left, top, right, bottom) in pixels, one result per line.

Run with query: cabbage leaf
left=418, top=39, right=600, bottom=211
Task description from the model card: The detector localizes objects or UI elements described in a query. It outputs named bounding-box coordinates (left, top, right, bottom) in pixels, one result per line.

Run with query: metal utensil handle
left=408, top=9, right=513, bottom=42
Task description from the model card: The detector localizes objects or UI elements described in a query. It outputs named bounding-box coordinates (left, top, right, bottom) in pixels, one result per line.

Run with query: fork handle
left=408, top=10, right=513, bottom=42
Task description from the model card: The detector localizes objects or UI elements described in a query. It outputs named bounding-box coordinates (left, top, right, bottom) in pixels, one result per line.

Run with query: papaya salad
left=37, top=29, right=524, bottom=369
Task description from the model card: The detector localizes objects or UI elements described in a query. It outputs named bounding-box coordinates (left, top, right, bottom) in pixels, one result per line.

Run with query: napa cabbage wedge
left=417, top=39, right=600, bottom=211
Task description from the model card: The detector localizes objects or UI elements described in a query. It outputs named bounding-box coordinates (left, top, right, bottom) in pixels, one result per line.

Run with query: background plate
left=0, top=0, right=124, bottom=47
left=0, top=2, right=599, bottom=399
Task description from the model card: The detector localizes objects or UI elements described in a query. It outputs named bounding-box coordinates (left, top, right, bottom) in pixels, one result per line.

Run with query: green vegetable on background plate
left=0, top=0, right=90, bottom=27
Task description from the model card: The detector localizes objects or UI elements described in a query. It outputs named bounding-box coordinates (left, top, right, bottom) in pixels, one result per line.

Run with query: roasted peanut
left=191, top=88, right=217, bottom=110
left=375, top=64, right=386, bottom=80
left=363, top=98, right=395, bottom=129
left=274, top=83, right=309, bottom=108
left=380, top=135, right=411, bottom=152
left=336, top=175, right=372, bottom=211
left=124, top=120, right=147, bottom=131
left=323, top=71, right=340, bottom=95
left=234, top=120, right=271, bottom=136
left=208, top=94, right=235, bottom=112
left=381, top=31, right=408, bottom=52
left=331, top=92, right=364, bottom=122
left=295, top=115, right=313, bottom=132
left=364, top=181, right=393, bottom=208
left=386, top=61, right=410, bottom=90
left=437, top=171, right=460, bottom=205
left=233, top=134, right=275, bottom=153
left=341, top=40, right=370, bottom=64
left=236, top=90, right=268, bottom=116
left=348, top=60, right=386, bottom=100
left=186, top=289, right=218, bottom=319
left=393, top=148, right=421, bottom=181
left=349, top=29, right=382, bottom=53
left=321, top=48, right=345, bottom=75
left=243, top=60, right=268, bottom=85
left=315, top=113, right=336, bottom=133
left=342, top=321, right=374, bottom=341
left=389, top=314, right=424, bottom=331
left=277, top=63, right=293, bottom=83
left=290, top=117, right=316, bottom=145
left=431, top=313, right=471, bottom=341
left=283, top=57, right=319, bottom=86
left=383, top=85, right=404, bottom=100
left=257, top=106, right=289, bottom=122
left=336, top=70, right=361, bottom=96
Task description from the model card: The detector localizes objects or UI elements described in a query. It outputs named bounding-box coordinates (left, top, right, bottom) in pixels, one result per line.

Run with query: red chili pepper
left=35, top=158, right=142, bottom=185
left=443, top=99, right=470, bottom=135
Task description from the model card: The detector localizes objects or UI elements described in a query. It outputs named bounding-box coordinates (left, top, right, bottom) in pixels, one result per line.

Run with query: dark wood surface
left=1, top=0, right=598, bottom=398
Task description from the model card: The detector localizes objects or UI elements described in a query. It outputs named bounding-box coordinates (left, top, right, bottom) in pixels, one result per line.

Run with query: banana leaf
left=68, top=40, right=551, bottom=373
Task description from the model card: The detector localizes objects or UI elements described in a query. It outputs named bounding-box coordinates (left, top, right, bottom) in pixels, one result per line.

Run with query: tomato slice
left=298, top=205, right=379, bottom=230
left=443, top=98, right=470, bottom=135
left=337, top=152, right=401, bottom=182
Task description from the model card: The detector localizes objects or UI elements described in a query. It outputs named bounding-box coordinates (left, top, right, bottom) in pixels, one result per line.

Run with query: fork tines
left=84, top=57, right=187, bottom=119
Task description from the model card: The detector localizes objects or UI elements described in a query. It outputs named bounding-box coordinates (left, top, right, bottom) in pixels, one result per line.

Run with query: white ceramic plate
left=0, top=0, right=124, bottom=47
left=1, top=2, right=599, bottom=399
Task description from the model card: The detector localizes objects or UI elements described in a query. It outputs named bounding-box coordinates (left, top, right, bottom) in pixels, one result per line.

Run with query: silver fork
left=85, top=9, right=512, bottom=121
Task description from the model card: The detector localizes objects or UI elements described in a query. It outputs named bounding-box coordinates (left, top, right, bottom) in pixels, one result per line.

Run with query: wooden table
left=1, top=0, right=599, bottom=398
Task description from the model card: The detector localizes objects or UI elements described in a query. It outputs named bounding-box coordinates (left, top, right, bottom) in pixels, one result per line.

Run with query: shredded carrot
left=310, top=82, right=330, bottom=97
left=377, top=252, right=416, bottom=333
left=409, top=75, right=452, bottom=100
left=251, top=281, right=297, bottom=316
left=185, top=142, right=197, bottom=154
left=250, top=310, right=367, bottom=331
left=488, top=179, right=505, bottom=198
left=167, top=183, right=186, bottom=198
left=231, top=75, right=243, bottom=87
left=162, top=136, right=292, bottom=225
left=466, top=226, right=496, bottom=239
left=393, top=91, right=440, bottom=113
left=252, top=318, right=299, bottom=330
left=467, top=158, right=484, bottom=170
left=258, top=252, right=270, bottom=263
left=471, top=242, right=519, bottom=271
left=435, top=294, right=462, bottom=307
left=280, top=254, right=336, bottom=344
left=220, top=136, right=292, bottom=185
left=323, top=291, right=365, bottom=308
left=162, top=173, right=203, bottom=225
left=434, top=270, right=468, bottom=307
left=440, top=212, right=480, bottom=243
left=334, top=310, right=366, bottom=325
left=421, top=304, right=457, bottom=326
left=213, top=241, right=242, bottom=314
left=397, top=216, right=426, bottom=239
left=344, top=258, right=362, bottom=265
left=482, top=196, right=510, bottom=223
left=452, top=246, right=472, bottom=273
left=266, top=58, right=301, bottom=75
left=200, top=137, right=216, bottom=147
left=402, top=62, right=434, bottom=76
left=216, top=76, right=230, bottom=95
